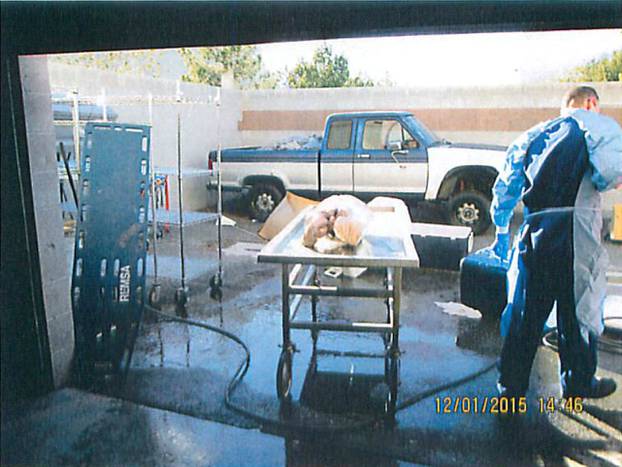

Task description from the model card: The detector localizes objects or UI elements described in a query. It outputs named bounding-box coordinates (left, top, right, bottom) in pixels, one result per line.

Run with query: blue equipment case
left=460, top=248, right=508, bottom=320
left=71, top=122, right=151, bottom=382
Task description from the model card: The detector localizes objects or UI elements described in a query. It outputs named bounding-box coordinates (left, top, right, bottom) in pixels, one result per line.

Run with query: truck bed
left=217, top=147, right=319, bottom=163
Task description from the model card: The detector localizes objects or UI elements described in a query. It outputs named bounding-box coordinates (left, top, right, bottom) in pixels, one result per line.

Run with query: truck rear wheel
left=447, top=191, right=491, bottom=235
left=249, top=183, right=283, bottom=222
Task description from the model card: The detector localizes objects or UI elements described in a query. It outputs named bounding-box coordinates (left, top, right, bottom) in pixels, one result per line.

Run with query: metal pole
left=216, top=89, right=223, bottom=282
left=391, top=267, right=402, bottom=353
left=147, top=93, right=159, bottom=283
left=282, top=264, right=291, bottom=351
left=177, top=113, right=186, bottom=290
left=311, top=267, right=319, bottom=323
left=217, top=144, right=223, bottom=279
left=71, top=90, right=80, bottom=169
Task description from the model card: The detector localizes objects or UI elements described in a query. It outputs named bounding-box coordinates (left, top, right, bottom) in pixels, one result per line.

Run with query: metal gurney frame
left=258, top=198, right=419, bottom=399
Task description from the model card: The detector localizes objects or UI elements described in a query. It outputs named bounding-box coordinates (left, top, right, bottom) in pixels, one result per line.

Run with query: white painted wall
left=48, top=63, right=243, bottom=210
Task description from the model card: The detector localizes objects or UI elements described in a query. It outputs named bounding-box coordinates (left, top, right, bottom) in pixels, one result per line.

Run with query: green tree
left=287, top=45, right=374, bottom=88
left=564, top=50, right=622, bottom=82
left=50, top=50, right=163, bottom=78
left=179, top=46, right=277, bottom=89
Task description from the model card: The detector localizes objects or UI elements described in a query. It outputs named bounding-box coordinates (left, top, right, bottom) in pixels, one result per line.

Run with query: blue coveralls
left=491, top=109, right=622, bottom=395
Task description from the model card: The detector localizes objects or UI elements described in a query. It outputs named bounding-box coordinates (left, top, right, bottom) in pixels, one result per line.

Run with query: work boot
left=563, top=377, right=617, bottom=399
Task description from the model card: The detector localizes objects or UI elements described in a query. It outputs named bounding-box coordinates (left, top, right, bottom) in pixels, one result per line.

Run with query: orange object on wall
left=611, top=204, right=622, bottom=242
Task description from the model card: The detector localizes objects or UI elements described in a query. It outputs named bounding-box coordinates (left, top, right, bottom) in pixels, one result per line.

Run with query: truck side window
left=326, top=120, right=353, bottom=150
left=363, top=119, right=419, bottom=150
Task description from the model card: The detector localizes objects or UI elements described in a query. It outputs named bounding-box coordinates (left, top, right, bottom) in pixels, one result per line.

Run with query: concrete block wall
left=238, top=83, right=622, bottom=147
left=48, top=64, right=621, bottom=211
left=239, top=83, right=621, bottom=210
left=20, top=56, right=74, bottom=388
left=48, top=64, right=243, bottom=211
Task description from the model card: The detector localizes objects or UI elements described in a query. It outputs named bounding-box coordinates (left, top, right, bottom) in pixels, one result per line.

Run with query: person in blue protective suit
left=491, top=86, right=622, bottom=399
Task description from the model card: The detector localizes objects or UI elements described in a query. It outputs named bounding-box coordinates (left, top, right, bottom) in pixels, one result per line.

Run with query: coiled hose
left=542, top=317, right=622, bottom=355
left=143, top=307, right=620, bottom=435
left=145, top=304, right=496, bottom=434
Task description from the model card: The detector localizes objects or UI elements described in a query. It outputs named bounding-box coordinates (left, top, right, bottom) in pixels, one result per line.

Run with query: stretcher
left=258, top=197, right=419, bottom=399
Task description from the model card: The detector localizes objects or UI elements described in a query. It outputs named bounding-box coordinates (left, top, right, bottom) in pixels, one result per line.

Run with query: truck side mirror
left=388, top=141, right=403, bottom=151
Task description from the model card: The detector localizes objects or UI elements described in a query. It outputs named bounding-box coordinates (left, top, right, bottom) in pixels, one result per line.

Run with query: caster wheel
left=389, top=355, right=400, bottom=379
left=384, top=356, right=399, bottom=421
left=385, top=355, right=400, bottom=385
left=209, top=274, right=223, bottom=289
left=174, top=287, right=189, bottom=307
left=209, top=285, right=222, bottom=302
left=276, top=350, right=293, bottom=400
left=148, top=285, right=161, bottom=307
left=382, top=332, right=394, bottom=349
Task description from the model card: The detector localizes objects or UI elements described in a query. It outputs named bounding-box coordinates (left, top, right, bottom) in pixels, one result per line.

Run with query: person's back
left=522, top=118, right=589, bottom=212
left=492, top=86, right=622, bottom=401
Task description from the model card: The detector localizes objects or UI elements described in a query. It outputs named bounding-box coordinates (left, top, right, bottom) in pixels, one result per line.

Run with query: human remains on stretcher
left=302, top=195, right=372, bottom=253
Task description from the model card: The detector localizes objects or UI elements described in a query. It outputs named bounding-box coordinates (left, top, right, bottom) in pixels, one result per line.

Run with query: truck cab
left=321, top=112, right=436, bottom=197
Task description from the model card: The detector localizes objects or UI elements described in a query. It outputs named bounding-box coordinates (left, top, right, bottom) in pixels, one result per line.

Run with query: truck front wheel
left=249, top=183, right=283, bottom=222
left=447, top=191, right=491, bottom=235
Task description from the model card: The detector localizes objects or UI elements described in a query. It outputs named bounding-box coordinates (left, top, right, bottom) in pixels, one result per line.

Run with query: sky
left=254, top=29, right=622, bottom=87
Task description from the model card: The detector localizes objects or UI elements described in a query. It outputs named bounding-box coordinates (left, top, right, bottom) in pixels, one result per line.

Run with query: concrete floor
left=2, top=197, right=621, bottom=466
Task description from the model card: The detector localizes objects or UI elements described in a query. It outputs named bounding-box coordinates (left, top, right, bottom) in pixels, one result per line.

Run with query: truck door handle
left=356, top=154, right=370, bottom=159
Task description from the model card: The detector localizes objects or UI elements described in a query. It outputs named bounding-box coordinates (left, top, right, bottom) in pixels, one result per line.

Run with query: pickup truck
left=208, top=111, right=507, bottom=234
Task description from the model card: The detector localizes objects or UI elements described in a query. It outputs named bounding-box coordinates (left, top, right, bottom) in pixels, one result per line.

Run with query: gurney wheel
left=209, top=285, right=223, bottom=302
left=385, top=354, right=400, bottom=383
left=276, top=350, right=293, bottom=400
left=148, top=285, right=161, bottom=308
left=385, top=389, right=397, bottom=417
left=175, top=287, right=189, bottom=307
left=382, top=331, right=393, bottom=349
left=384, top=356, right=399, bottom=421
left=209, top=274, right=222, bottom=289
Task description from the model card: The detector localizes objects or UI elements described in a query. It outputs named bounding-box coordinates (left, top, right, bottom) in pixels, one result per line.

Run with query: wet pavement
left=3, top=197, right=621, bottom=466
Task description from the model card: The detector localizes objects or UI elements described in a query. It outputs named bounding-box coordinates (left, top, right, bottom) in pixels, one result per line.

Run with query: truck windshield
left=403, top=115, right=443, bottom=146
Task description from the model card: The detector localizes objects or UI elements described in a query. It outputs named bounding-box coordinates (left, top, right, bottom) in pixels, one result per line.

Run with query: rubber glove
left=492, top=230, right=510, bottom=261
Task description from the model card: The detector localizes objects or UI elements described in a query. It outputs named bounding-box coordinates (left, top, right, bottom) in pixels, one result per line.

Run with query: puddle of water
left=122, top=267, right=498, bottom=435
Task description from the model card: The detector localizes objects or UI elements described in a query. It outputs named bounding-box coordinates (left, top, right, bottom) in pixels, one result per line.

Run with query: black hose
left=144, top=305, right=496, bottom=434
left=59, top=142, right=79, bottom=211
left=140, top=305, right=622, bottom=452
left=542, top=317, right=622, bottom=356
